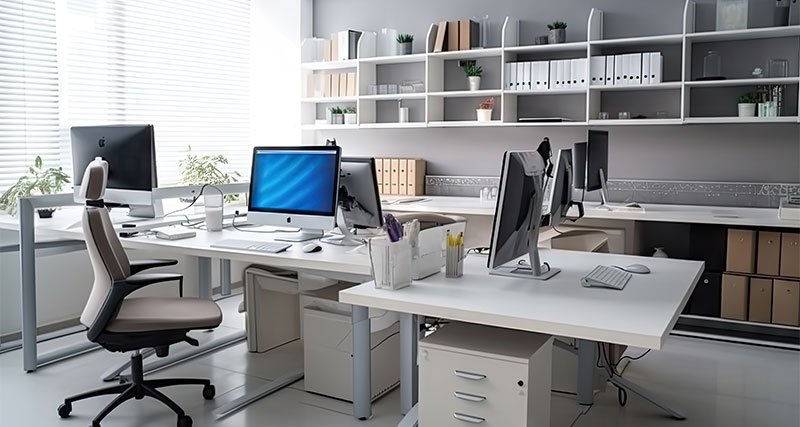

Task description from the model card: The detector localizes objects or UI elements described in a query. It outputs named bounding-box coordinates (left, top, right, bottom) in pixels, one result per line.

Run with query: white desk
left=340, top=250, right=705, bottom=423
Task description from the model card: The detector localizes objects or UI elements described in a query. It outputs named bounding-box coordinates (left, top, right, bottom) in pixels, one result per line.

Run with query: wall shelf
left=359, top=53, right=427, bottom=64
left=504, top=41, right=588, bottom=53
left=301, top=124, right=359, bottom=130
left=684, top=116, right=799, bottom=124
left=428, top=120, right=502, bottom=128
left=428, top=90, right=502, bottom=98
left=685, top=25, right=800, bottom=43
left=300, top=59, right=358, bottom=71
left=589, top=82, right=682, bottom=91
left=505, top=88, right=587, bottom=96
left=359, top=122, right=427, bottom=129
left=685, top=77, right=800, bottom=88
left=589, top=118, right=683, bottom=126
left=589, top=33, right=683, bottom=47
left=426, top=47, right=503, bottom=60
left=301, top=96, right=357, bottom=103
left=359, top=93, right=426, bottom=101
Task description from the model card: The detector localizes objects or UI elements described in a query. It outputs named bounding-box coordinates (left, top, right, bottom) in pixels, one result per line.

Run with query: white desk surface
left=381, top=196, right=799, bottom=229
left=340, top=250, right=705, bottom=350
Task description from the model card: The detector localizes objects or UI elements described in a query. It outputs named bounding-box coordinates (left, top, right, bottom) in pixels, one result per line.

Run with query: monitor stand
left=275, top=229, right=325, bottom=242
left=322, top=207, right=365, bottom=246
left=490, top=263, right=561, bottom=280
left=128, top=200, right=164, bottom=218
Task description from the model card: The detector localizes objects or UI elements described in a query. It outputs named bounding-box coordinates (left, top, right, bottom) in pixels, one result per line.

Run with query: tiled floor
left=1, top=295, right=798, bottom=427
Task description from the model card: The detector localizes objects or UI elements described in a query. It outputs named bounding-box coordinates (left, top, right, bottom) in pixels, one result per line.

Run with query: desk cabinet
left=419, top=323, right=552, bottom=427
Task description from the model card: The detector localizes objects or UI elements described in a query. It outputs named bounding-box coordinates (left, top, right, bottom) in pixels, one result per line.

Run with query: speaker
left=572, top=142, right=587, bottom=190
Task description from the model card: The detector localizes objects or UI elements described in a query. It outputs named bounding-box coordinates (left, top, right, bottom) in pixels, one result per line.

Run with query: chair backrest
left=79, top=159, right=132, bottom=328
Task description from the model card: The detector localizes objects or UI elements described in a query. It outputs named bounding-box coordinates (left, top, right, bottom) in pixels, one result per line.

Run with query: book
left=447, top=21, right=460, bottom=52
left=459, top=19, right=478, bottom=50
left=433, top=21, right=448, bottom=53
left=346, top=72, right=356, bottom=96
left=330, top=33, right=338, bottom=62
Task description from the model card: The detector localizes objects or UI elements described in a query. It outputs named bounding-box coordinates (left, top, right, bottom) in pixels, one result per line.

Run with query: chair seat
left=106, top=297, right=222, bottom=333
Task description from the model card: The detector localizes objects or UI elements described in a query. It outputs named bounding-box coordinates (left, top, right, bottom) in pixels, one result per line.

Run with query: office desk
left=340, top=249, right=705, bottom=424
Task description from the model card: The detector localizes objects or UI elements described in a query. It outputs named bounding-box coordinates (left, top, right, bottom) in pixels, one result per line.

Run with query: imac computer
left=326, top=157, right=384, bottom=246
left=545, top=148, right=574, bottom=227
left=488, top=150, right=561, bottom=280
left=573, top=130, right=610, bottom=206
left=247, top=146, right=341, bottom=242
left=71, top=124, right=161, bottom=218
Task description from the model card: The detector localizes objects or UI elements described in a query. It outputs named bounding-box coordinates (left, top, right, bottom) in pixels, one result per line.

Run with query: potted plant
left=476, top=97, right=495, bottom=122
left=0, top=156, right=70, bottom=217
left=343, top=106, right=357, bottom=124
left=396, top=34, right=414, bottom=55
left=737, top=92, right=757, bottom=117
left=179, top=148, right=242, bottom=203
left=463, top=64, right=483, bottom=91
left=547, top=21, right=567, bottom=44
left=330, top=106, right=345, bottom=124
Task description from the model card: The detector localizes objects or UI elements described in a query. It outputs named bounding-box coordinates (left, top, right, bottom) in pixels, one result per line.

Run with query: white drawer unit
left=418, top=322, right=553, bottom=427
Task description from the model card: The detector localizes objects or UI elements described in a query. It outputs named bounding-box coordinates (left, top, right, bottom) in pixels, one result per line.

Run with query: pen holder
left=445, top=244, right=464, bottom=278
left=369, top=236, right=412, bottom=290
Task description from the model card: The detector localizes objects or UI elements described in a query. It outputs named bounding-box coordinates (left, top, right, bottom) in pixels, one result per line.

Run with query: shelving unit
left=301, top=1, right=800, bottom=130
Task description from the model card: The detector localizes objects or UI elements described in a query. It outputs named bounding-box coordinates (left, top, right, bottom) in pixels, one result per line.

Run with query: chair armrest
left=129, top=259, right=178, bottom=274
left=124, top=272, right=183, bottom=288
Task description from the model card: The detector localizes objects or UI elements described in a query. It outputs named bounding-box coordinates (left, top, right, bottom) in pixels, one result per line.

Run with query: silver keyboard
left=581, top=265, right=632, bottom=290
left=210, top=239, right=291, bottom=254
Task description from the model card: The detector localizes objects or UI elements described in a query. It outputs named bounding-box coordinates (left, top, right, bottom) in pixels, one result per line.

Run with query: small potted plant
left=547, top=21, right=567, bottom=44
left=330, top=106, right=345, bottom=124
left=0, top=156, right=70, bottom=217
left=476, top=97, right=495, bottom=122
left=463, top=64, right=483, bottom=91
left=396, top=34, right=414, bottom=55
left=737, top=92, right=757, bottom=117
left=179, top=148, right=242, bottom=203
left=343, top=106, right=357, bottom=124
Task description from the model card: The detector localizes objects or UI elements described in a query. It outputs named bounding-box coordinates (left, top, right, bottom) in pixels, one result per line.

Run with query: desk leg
left=399, top=313, right=419, bottom=415
left=352, top=304, right=372, bottom=420
left=576, top=339, right=596, bottom=406
left=198, top=256, right=212, bottom=300
left=219, top=259, right=231, bottom=296
left=397, top=403, right=419, bottom=427
left=20, top=198, right=38, bottom=372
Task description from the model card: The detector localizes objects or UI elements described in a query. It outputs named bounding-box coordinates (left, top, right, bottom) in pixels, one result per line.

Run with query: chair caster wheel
left=57, top=402, right=72, bottom=418
left=177, top=415, right=193, bottom=427
left=202, top=384, right=215, bottom=400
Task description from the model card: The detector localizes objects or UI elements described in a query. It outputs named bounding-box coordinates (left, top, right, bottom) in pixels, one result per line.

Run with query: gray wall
left=312, top=0, right=800, bottom=183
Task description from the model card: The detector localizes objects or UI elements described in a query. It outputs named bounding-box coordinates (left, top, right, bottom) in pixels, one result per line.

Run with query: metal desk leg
left=397, top=403, right=419, bottom=427
left=576, top=339, right=596, bottom=406
left=399, top=314, right=419, bottom=415
left=198, top=256, right=212, bottom=300
left=220, top=259, right=231, bottom=296
left=352, top=304, right=372, bottom=420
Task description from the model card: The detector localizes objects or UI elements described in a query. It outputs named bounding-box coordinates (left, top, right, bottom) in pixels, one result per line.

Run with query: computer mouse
left=624, top=264, right=650, bottom=274
left=301, top=243, right=322, bottom=253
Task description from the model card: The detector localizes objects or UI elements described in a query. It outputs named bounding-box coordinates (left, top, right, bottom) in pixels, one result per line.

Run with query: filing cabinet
left=721, top=274, right=749, bottom=320
left=419, top=322, right=552, bottom=427
left=772, top=280, right=800, bottom=326
left=726, top=229, right=756, bottom=273
left=747, top=278, right=772, bottom=323
left=756, top=231, right=781, bottom=276
left=688, top=272, right=721, bottom=317
left=779, top=233, right=799, bottom=278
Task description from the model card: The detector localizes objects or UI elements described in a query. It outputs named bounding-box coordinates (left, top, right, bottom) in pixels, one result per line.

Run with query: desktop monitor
left=546, top=148, right=573, bottom=227
left=71, top=124, right=160, bottom=217
left=586, top=130, right=609, bottom=193
left=326, top=157, right=384, bottom=246
left=487, top=150, right=561, bottom=280
left=247, top=146, right=341, bottom=241
left=572, top=142, right=586, bottom=190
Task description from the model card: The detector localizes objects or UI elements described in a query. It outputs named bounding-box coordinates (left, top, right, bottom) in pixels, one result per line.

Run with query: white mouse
left=301, top=242, right=322, bottom=253
left=623, top=264, right=650, bottom=274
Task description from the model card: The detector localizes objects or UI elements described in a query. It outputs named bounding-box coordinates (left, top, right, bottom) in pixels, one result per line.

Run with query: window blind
left=0, top=0, right=61, bottom=190
left=60, top=0, right=252, bottom=185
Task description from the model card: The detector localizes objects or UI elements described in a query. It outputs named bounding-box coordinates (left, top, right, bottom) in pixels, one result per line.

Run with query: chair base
left=58, top=352, right=214, bottom=427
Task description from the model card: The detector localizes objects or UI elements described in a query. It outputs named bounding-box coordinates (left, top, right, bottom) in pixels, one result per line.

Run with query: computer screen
left=248, top=147, right=340, bottom=217
left=71, top=124, right=157, bottom=192
left=547, top=148, right=573, bottom=227
left=339, top=158, right=383, bottom=229
left=585, top=130, right=609, bottom=192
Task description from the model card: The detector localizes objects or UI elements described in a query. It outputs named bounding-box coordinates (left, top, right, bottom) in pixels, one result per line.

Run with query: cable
left=230, top=212, right=280, bottom=233
left=617, top=349, right=651, bottom=365
left=162, top=183, right=212, bottom=218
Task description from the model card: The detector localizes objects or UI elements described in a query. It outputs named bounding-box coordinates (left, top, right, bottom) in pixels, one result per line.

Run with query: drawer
left=747, top=278, right=772, bottom=324
left=688, top=272, right=721, bottom=317
left=756, top=231, right=781, bottom=276
left=779, top=233, right=800, bottom=278
left=772, top=280, right=800, bottom=326
left=721, top=274, right=749, bottom=321
left=726, top=229, right=756, bottom=273
left=419, top=348, right=530, bottom=427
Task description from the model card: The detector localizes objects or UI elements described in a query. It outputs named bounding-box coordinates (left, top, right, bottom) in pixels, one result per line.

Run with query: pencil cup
left=369, top=236, right=412, bottom=290
left=204, top=193, right=223, bottom=232
left=445, top=244, right=464, bottom=278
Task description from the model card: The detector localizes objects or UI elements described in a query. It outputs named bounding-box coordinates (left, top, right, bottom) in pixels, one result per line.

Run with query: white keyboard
left=581, top=265, right=632, bottom=290
left=210, top=239, right=291, bottom=254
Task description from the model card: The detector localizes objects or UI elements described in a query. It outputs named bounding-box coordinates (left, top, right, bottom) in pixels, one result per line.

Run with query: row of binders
left=306, top=72, right=357, bottom=98
left=432, top=19, right=479, bottom=52
left=375, top=158, right=426, bottom=196
left=505, top=58, right=588, bottom=91
left=305, top=30, right=363, bottom=62
left=590, top=53, right=663, bottom=86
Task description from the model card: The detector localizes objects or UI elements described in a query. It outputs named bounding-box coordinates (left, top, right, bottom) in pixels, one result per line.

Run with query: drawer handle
left=454, top=370, right=486, bottom=381
left=454, top=413, right=485, bottom=424
left=454, top=391, right=487, bottom=402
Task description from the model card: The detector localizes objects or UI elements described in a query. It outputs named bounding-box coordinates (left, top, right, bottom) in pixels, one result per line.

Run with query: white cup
left=204, top=193, right=223, bottom=232
left=398, top=107, right=409, bottom=123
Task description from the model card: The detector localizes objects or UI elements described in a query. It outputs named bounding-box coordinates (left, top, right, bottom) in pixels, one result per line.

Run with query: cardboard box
left=748, top=278, right=773, bottom=323
left=780, top=233, right=800, bottom=278
left=721, top=274, right=749, bottom=320
left=726, top=229, right=756, bottom=273
left=772, top=279, right=800, bottom=326
left=756, top=231, right=781, bottom=276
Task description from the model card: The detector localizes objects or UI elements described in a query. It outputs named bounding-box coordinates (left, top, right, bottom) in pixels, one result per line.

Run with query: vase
left=476, top=109, right=492, bottom=122
left=652, top=247, right=669, bottom=258
left=344, top=113, right=357, bottom=125
left=398, top=107, right=409, bottom=123
left=399, top=42, right=412, bottom=55
left=738, top=103, right=756, bottom=117
left=468, top=76, right=481, bottom=91
left=548, top=28, right=566, bottom=44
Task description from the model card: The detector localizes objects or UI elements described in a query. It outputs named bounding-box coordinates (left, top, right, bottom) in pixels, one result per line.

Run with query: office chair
left=57, top=158, right=223, bottom=427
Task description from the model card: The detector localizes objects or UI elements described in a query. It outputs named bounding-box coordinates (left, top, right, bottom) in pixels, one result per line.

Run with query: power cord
left=230, top=212, right=281, bottom=233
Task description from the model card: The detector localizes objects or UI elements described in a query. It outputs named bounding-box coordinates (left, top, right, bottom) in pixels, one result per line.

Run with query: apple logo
left=98, top=137, right=105, bottom=148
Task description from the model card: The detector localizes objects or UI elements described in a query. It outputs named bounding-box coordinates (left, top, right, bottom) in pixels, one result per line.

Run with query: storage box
left=772, top=280, right=800, bottom=326
left=726, top=229, right=756, bottom=273
left=244, top=266, right=300, bottom=353
left=748, top=278, right=772, bottom=323
left=756, top=231, right=781, bottom=276
left=721, top=274, right=749, bottom=320
left=780, top=233, right=799, bottom=278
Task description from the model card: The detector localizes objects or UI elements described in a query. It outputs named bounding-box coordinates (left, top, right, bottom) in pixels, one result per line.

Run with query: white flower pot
left=468, top=76, right=481, bottom=91
left=476, top=109, right=492, bottom=122
left=344, top=113, right=357, bottom=125
left=737, top=103, right=756, bottom=117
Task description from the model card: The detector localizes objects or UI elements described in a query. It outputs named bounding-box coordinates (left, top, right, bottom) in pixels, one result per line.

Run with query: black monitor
left=586, top=130, right=609, bottom=192
left=487, top=150, right=561, bottom=281
left=572, top=142, right=586, bottom=190
left=71, top=124, right=160, bottom=217
left=547, top=148, right=573, bottom=227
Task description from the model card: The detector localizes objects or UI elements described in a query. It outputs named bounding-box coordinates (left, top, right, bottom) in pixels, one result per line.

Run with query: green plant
left=0, top=156, right=70, bottom=215
left=330, top=106, right=344, bottom=114
left=547, top=21, right=567, bottom=30
left=344, top=106, right=357, bottom=114
left=179, top=148, right=242, bottom=203
left=396, top=34, right=414, bottom=43
left=463, top=64, right=483, bottom=77
left=738, top=93, right=757, bottom=104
